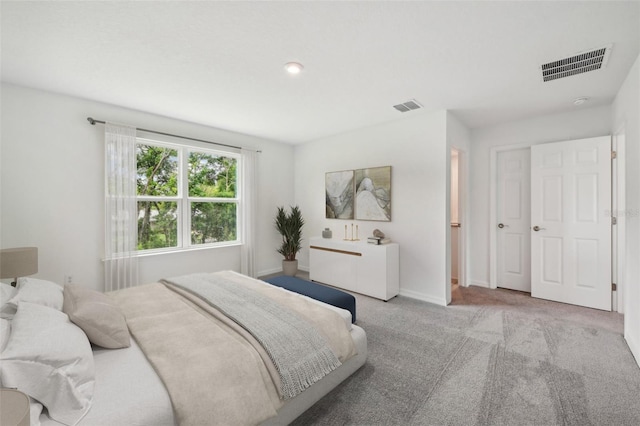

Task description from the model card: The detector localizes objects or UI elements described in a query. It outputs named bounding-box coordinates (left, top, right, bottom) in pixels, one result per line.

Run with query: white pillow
left=0, top=318, right=10, bottom=353
left=30, top=398, right=44, bottom=426
left=7, top=277, right=64, bottom=311
left=0, top=302, right=95, bottom=426
left=0, top=281, right=16, bottom=303
left=0, top=282, right=17, bottom=318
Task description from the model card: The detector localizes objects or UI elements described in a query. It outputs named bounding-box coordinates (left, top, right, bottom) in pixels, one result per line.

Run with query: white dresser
left=309, top=236, right=399, bottom=301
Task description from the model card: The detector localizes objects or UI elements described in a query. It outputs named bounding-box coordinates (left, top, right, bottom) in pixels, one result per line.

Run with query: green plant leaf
left=275, top=205, right=304, bottom=261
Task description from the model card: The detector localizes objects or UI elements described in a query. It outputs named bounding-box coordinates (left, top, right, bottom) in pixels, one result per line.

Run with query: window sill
left=135, top=242, right=242, bottom=258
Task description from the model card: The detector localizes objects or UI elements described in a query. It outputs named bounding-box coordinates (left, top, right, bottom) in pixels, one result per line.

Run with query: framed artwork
left=354, top=166, right=391, bottom=221
left=325, top=170, right=354, bottom=219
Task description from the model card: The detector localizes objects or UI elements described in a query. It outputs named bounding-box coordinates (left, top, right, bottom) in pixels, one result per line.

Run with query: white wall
left=294, top=110, right=450, bottom=305
left=468, top=105, right=612, bottom=287
left=0, top=83, right=295, bottom=290
left=612, top=54, right=640, bottom=364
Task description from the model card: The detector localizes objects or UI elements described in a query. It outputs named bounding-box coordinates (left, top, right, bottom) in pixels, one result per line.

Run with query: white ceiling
left=2, top=1, right=639, bottom=144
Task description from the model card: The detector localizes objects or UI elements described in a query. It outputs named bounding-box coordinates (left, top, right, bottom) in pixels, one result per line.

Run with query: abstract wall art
left=354, top=166, right=391, bottom=221
left=325, top=170, right=354, bottom=219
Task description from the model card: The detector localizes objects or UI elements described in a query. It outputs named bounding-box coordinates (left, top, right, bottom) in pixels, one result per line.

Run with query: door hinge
left=612, top=283, right=617, bottom=291
left=612, top=217, right=617, bottom=225
left=612, top=150, right=617, bottom=159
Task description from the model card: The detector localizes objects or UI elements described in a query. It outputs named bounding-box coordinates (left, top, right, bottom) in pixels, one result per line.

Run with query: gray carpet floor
left=291, top=284, right=640, bottom=425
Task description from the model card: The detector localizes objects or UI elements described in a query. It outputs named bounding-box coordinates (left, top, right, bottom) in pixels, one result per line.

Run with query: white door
left=530, top=136, right=611, bottom=311
left=496, top=149, right=531, bottom=292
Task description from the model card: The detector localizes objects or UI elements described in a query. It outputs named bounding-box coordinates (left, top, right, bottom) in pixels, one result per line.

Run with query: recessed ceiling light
left=573, top=97, right=589, bottom=106
left=284, top=62, right=304, bottom=75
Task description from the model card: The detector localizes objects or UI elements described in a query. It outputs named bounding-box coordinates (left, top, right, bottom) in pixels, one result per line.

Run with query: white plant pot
left=282, top=260, right=298, bottom=276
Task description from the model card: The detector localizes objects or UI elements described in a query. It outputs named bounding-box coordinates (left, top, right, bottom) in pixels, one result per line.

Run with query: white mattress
left=40, top=339, right=175, bottom=426
left=40, top=296, right=366, bottom=426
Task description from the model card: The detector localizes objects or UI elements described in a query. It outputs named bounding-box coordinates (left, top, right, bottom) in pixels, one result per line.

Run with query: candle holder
left=342, top=223, right=360, bottom=241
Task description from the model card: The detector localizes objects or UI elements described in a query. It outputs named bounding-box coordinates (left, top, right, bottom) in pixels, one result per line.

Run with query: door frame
left=489, top=137, right=624, bottom=313
left=447, top=146, right=468, bottom=304
left=452, top=147, right=468, bottom=288
left=489, top=142, right=532, bottom=290
left=613, top=125, right=626, bottom=313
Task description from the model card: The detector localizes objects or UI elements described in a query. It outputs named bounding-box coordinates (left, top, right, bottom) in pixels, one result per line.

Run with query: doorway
left=450, top=147, right=467, bottom=301
left=451, top=150, right=460, bottom=290
left=491, top=136, right=614, bottom=311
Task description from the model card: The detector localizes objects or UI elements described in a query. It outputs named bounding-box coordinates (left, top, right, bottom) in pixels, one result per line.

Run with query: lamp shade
left=0, top=247, right=38, bottom=280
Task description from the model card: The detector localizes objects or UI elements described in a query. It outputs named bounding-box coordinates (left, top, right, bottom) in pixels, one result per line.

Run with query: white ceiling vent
left=393, top=99, right=422, bottom=113
left=541, top=45, right=612, bottom=82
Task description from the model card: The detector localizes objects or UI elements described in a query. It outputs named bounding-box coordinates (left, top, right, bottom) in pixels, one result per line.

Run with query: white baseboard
left=256, top=267, right=283, bottom=277
left=256, top=265, right=310, bottom=278
left=469, top=280, right=490, bottom=288
left=625, top=331, right=640, bottom=369
left=399, top=289, right=447, bottom=306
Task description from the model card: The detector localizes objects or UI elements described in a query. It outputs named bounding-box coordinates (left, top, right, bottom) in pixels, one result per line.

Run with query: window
left=136, top=139, right=239, bottom=252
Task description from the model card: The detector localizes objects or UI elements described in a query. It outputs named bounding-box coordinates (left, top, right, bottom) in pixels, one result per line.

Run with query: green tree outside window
left=136, top=143, right=238, bottom=251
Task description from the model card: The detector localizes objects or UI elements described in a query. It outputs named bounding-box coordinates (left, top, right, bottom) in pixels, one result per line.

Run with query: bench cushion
left=263, top=276, right=356, bottom=323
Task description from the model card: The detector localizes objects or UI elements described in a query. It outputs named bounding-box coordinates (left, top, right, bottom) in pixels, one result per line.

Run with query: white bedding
left=40, top=339, right=174, bottom=426
left=40, top=327, right=366, bottom=426
left=39, top=284, right=367, bottom=426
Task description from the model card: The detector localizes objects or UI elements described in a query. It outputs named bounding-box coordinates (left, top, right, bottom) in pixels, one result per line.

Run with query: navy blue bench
left=263, top=275, right=356, bottom=323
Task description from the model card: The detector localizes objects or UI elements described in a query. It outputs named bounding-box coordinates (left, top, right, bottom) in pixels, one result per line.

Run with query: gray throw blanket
left=162, top=273, right=342, bottom=399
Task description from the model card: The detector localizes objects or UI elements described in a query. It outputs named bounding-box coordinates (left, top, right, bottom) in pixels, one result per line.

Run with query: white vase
left=282, top=260, right=298, bottom=276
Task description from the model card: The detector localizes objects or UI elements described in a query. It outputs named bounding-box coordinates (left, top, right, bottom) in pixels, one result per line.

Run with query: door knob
left=532, top=225, right=546, bottom=231
left=498, top=223, right=508, bottom=229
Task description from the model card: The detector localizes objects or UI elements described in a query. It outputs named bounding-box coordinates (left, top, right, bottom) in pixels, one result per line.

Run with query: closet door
left=530, top=136, right=611, bottom=310
left=496, top=148, right=531, bottom=292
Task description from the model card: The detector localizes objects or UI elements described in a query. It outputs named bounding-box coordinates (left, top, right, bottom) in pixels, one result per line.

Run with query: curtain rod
left=87, top=117, right=261, bottom=152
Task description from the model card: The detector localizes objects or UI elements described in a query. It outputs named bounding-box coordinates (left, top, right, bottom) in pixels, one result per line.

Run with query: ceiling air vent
left=541, top=45, right=612, bottom=82
left=393, top=99, right=422, bottom=113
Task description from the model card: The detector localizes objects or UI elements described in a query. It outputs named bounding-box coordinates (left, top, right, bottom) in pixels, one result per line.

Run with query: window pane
left=188, top=152, right=237, bottom=198
left=137, top=144, right=178, bottom=196
left=191, top=202, right=237, bottom=244
left=138, top=201, right=178, bottom=250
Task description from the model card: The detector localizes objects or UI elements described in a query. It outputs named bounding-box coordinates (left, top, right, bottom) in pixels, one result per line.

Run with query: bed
left=0, top=271, right=367, bottom=426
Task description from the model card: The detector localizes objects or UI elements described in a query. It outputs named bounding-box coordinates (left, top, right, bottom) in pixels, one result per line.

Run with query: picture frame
left=354, top=166, right=391, bottom=221
left=325, top=170, right=354, bottom=219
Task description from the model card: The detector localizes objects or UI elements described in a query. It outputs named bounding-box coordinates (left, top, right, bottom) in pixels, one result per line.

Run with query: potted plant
left=275, top=205, right=304, bottom=276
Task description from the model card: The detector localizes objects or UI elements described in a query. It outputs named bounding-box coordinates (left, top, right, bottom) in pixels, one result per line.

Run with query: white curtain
left=240, top=149, right=258, bottom=277
left=104, top=123, right=138, bottom=291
